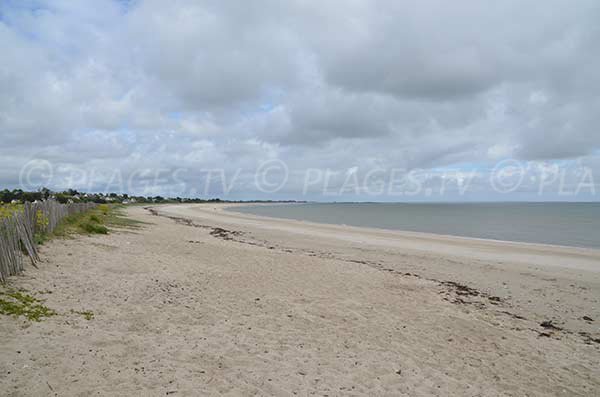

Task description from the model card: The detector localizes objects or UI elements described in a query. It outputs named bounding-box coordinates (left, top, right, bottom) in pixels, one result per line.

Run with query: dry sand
left=1, top=203, right=599, bottom=396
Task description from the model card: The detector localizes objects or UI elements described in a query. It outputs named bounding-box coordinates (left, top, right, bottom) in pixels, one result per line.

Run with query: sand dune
left=1, top=204, right=599, bottom=396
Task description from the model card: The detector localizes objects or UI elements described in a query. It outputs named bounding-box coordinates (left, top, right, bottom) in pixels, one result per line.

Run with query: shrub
left=80, top=222, right=108, bottom=234
left=98, top=204, right=109, bottom=215
left=0, top=203, right=23, bottom=219
left=89, top=214, right=101, bottom=223
left=36, top=209, right=49, bottom=230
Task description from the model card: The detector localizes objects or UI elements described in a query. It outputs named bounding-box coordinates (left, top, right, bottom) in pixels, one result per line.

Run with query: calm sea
left=230, top=202, right=600, bottom=249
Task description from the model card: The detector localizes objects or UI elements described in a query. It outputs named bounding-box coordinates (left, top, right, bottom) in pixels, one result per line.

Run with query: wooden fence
left=0, top=200, right=96, bottom=283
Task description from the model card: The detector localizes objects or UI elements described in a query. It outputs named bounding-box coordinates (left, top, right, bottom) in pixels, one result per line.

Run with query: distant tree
left=54, top=193, right=70, bottom=204
left=0, top=189, right=14, bottom=203
left=11, top=189, right=24, bottom=201
left=22, top=191, right=42, bottom=202
left=39, top=187, right=51, bottom=199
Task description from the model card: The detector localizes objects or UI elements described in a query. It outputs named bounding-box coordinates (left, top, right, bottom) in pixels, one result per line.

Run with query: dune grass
left=0, top=288, right=56, bottom=322
left=44, top=204, right=145, bottom=242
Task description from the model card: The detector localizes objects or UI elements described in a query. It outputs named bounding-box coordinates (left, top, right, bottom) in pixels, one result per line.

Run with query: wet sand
left=1, top=203, right=599, bottom=396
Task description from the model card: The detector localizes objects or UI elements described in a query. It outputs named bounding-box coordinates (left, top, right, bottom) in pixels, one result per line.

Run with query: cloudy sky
left=1, top=0, right=599, bottom=201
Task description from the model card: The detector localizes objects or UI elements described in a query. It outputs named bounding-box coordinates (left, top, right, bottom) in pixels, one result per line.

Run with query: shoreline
left=161, top=203, right=600, bottom=272
left=224, top=202, right=600, bottom=254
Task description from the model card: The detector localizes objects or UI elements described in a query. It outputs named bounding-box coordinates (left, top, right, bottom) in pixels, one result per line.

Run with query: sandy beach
left=1, top=203, right=599, bottom=396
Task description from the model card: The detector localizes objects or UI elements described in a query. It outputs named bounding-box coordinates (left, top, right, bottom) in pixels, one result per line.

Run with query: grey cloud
left=299, top=1, right=599, bottom=99
left=0, top=0, right=599, bottom=199
left=124, top=0, right=302, bottom=109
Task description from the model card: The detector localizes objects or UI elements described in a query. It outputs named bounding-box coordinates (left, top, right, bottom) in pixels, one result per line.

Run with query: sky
left=1, top=0, right=599, bottom=201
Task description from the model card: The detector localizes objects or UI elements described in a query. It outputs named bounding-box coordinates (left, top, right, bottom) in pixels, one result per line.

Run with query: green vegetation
left=2, top=187, right=303, bottom=206
left=0, top=287, right=96, bottom=322
left=81, top=222, right=109, bottom=234
left=0, top=188, right=49, bottom=204
left=102, top=205, right=146, bottom=229
left=0, top=203, right=23, bottom=219
left=89, top=214, right=101, bottom=223
left=72, top=309, right=94, bottom=320
left=47, top=204, right=144, bottom=241
left=2, top=200, right=142, bottom=248
left=33, top=232, right=48, bottom=246
left=1, top=187, right=187, bottom=205
left=0, top=288, right=56, bottom=321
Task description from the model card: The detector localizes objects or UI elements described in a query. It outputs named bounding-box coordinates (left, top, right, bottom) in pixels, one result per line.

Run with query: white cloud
left=1, top=0, right=599, bottom=200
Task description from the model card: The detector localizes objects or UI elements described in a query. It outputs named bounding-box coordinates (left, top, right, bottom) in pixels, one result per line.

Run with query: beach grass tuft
left=0, top=288, right=56, bottom=321
left=72, top=309, right=94, bottom=320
